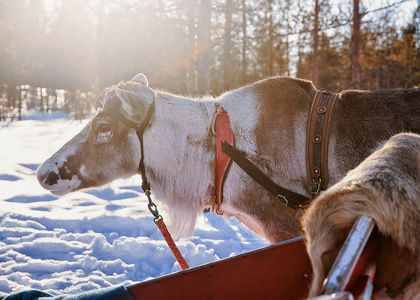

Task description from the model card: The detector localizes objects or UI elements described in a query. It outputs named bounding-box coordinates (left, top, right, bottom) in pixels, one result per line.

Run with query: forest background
left=0, top=0, right=419, bottom=119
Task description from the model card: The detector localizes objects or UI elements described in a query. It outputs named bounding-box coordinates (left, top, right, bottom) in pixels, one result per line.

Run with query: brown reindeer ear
left=131, top=73, right=148, bottom=86
left=114, top=87, right=153, bottom=127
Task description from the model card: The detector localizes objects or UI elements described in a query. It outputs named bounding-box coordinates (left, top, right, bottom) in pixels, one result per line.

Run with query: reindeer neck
left=142, top=91, right=216, bottom=236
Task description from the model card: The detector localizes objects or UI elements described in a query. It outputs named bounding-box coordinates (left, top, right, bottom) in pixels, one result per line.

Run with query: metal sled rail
left=309, top=216, right=379, bottom=300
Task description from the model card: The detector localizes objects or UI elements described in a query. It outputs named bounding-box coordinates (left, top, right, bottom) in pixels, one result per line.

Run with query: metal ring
left=277, top=195, right=289, bottom=206
left=211, top=105, right=226, bottom=136
left=148, top=201, right=159, bottom=217
left=153, top=215, right=163, bottom=223
left=312, top=177, right=322, bottom=194
left=211, top=114, right=217, bottom=135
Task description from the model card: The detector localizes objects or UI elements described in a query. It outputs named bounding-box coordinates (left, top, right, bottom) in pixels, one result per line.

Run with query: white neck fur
left=143, top=91, right=217, bottom=237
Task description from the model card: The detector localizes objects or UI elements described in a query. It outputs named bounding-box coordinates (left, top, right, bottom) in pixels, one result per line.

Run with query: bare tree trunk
left=197, top=0, right=211, bottom=94
left=241, top=0, right=247, bottom=84
left=92, top=0, right=106, bottom=91
left=285, top=0, right=291, bottom=77
left=312, top=0, right=319, bottom=85
left=17, top=86, right=22, bottom=121
left=351, top=0, right=361, bottom=89
left=187, top=0, right=197, bottom=95
left=223, top=0, right=233, bottom=91
left=268, top=0, right=274, bottom=76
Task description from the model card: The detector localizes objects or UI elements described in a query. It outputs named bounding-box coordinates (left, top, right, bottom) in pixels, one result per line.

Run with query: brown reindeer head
left=36, top=74, right=154, bottom=196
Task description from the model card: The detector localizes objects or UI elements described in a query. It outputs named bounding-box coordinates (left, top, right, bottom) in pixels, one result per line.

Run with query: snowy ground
left=0, top=112, right=268, bottom=295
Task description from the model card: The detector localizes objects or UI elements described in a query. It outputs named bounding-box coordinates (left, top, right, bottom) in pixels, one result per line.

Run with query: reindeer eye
left=97, top=123, right=112, bottom=133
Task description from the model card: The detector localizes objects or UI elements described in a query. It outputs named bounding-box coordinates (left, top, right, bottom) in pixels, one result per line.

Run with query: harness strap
left=134, top=101, right=189, bottom=270
left=135, top=101, right=156, bottom=191
left=99, top=100, right=155, bottom=190
left=213, top=106, right=234, bottom=215
left=306, top=91, right=338, bottom=194
left=100, top=98, right=190, bottom=270
left=97, top=108, right=139, bottom=130
left=221, top=142, right=311, bottom=210
left=154, top=217, right=190, bottom=270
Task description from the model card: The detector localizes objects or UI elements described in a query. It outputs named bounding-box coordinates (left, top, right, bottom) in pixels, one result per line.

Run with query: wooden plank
left=127, top=236, right=312, bottom=300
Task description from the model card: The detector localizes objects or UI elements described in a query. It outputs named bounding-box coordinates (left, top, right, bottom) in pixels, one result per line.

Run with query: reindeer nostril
left=37, top=171, right=48, bottom=184
left=45, top=171, right=59, bottom=186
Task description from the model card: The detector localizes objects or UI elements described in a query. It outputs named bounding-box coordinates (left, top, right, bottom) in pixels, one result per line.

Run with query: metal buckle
left=312, top=177, right=322, bottom=195
left=145, top=189, right=160, bottom=218
left=148, top=201, right=160, bottom=218
left=211, top=105, right=226, bottom=135
left=277, top=194, right=289, bottom=206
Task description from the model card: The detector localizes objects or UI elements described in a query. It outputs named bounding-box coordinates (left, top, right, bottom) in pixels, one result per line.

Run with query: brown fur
left=37, top=76, right=420, bottom=296
left=334, top=89, right=420, bottom=174
left=38, top=75, right=420, bottom=244
left=302, top=133, right=420, bottom=299
left=222, top=77, right=420, bottom=243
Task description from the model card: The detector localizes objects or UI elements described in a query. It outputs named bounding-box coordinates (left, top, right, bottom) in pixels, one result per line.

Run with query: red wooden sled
left=127, top=217, right=379, bottom=300
left=127, top=236, right=312, bottom=300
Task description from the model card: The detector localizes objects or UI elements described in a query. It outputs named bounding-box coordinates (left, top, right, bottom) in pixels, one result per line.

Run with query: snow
left=0, top=111, right=269, bottom=295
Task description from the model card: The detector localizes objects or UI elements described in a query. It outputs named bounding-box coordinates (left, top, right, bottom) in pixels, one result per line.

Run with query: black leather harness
left=219, top=90, right=338, bottom=210
left=306, top=91, right=338, bottom=194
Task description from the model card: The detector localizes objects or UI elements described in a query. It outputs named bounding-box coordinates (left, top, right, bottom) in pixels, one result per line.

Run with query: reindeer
left=37, top=73, right=420, bottom=244
left=302, top=133, right=420, bottom=299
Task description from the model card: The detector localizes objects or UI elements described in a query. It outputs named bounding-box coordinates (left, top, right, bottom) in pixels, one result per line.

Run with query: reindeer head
left=36, top=74, right=154, bottom=196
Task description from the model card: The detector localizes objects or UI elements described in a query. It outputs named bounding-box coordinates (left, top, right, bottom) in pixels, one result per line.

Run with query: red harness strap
left=146, top=193, right=189, bottom=270
left=213, top=104, right=311, bottom=212
left=307, top=90, right=338, bottom=194
left=154, top=217, right=190, bottom=270
left=213, top=105, right=234, bottom=215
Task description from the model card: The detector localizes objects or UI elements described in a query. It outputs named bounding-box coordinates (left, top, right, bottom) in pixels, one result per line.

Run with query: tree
left=197, top=0, right=212, bottom=94
left=187, top=0, right=197, bottom=94
left=0, top=0, right=47, bottom=87
left=223, top=0, right=234, bottom=91
left=241, top=0, right=247, bottom=84
left=1, top=0, right=419, bottom=103
left=312, top=0, right=320, bottom=85
left=351, top=0, right=361, bottom=89
left=44, top=0, right=94, bottom=91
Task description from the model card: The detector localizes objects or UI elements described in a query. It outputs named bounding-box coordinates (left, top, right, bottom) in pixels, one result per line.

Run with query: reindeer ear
left=114, top=87, right=153, bottom=127
left=131, top=73, right=148, bottom=86
left=115, top=88, right=137, bottom=117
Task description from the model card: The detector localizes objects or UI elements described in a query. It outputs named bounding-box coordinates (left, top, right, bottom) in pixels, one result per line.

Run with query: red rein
left=154, top=217, right=190, bottom=270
